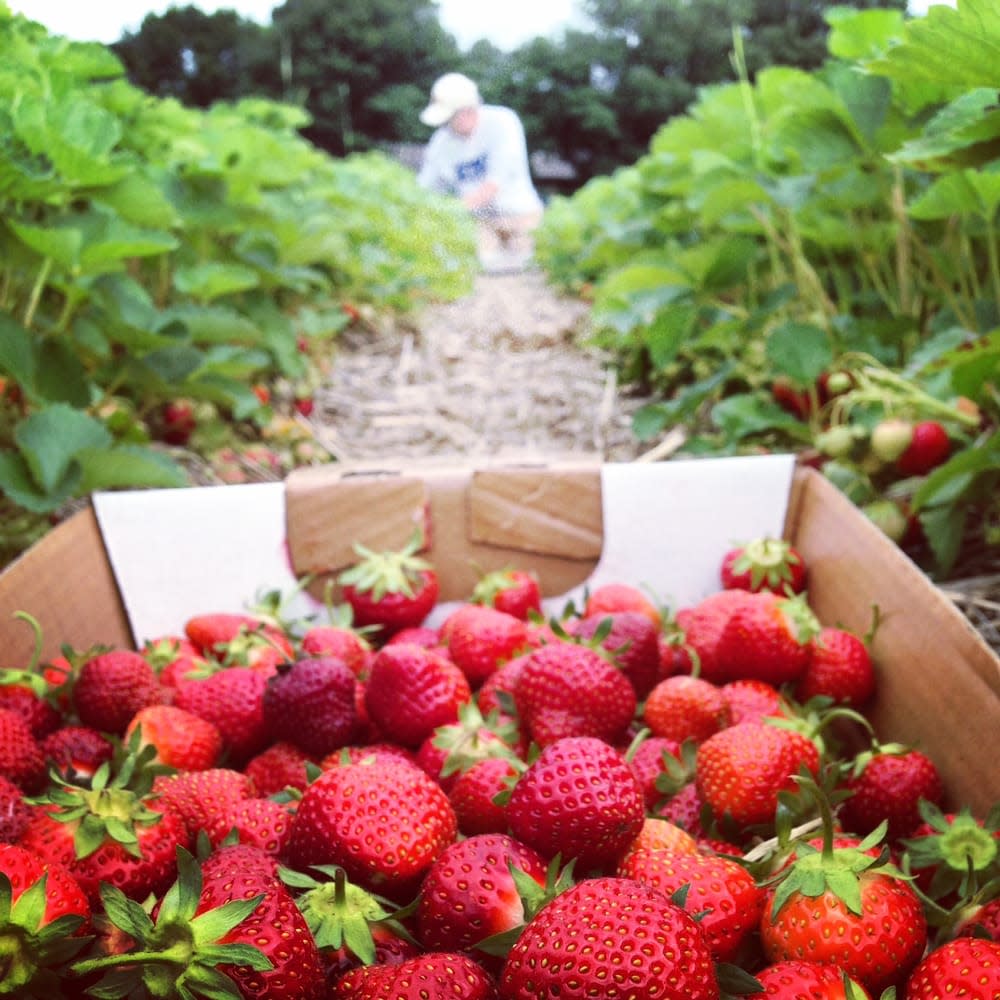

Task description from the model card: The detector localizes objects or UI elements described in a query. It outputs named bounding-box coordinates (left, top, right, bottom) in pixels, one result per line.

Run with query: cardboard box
left=0, top=457, right=997, bottom=814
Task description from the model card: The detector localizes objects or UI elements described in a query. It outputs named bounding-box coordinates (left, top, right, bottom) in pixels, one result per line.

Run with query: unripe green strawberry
left=870, top=418, right=913, bottom=462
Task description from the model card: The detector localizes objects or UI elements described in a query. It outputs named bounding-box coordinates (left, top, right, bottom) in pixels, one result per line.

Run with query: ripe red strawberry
left=840, top=745, right=944, bottom=843
left=384, top=625, right=443, bottom=649
left=0, top=707, right=46, bottom=791
left=39, top=724, right=114, bottom=780
left=172, top=665, right=270, bottom=763
left=618, top=846, right=765, bottom=961
left=627, top=735, right=683, bottom=809
left=655, top=779, right=710, bottom=837
left=475, top=652, right=528, bottom=719
left=152, top=767, right=254, bottom=839
left=568, top=610, right=662, bottom=698
left=721, top=678, right=785, bottom=725
left=208, top=796, right=293, bottom=856
left=584, top=582, right=662, bottom=628
left=300, top=622, right=374, bottom=678
left=513, top=640, right=636, bottom=747
left=674, top=588, right=755, bottom=683
left=416, top=832, right=548, bottom=953
left=714, top=591, right=819, bottom=686
left=364, top=643, right=471, bottom=749
left=0, top=774, right=29, bottom=842
left=696, top=721, right=820, bottom=829
left=905, top=937, right=1000, bottom=1000
left=20, top=761, right=190, bottom=903
left=449, top=756, right=520, bottom=836
left=499, top=876, right=719, bottom=1000
left=746, top=960, right=872, bottom=999
left=331, top=951, right=498, bottom=1000
left=76, top=845, right=325, bottom=999
left=287, top=755, right=457, bottom=900
left=443, top=604, right=530, bottom=688
left=472, top=567, right=542, bottom=620
left=643, top=674, right=730, bottom=743
left=72, top=650, right=164, bottom=734
left=896, top=419, right=951, bottom=476
left=0, top=675, right=61, bottom=739
left=0, top=843, right=92, bottom=995
left=141, top=634, right=207, bottom=688
left=263, top=656, right=360, bottom=757
left=761, top=833, right=928, bottom=996
left=720, top=537, right=807, bottom=595
left=506, top=736, right=645, bottom=872
left=125, top=703, right=223, bottom=770
left=618, top=816, right=699, bottom=861
left=338, top=535, right=440, bottom=636
left=184, top=611, right=277, bottom=655
left=796, top=626, right=876, bottom=706
left=244, top=740, right=315, bottom=797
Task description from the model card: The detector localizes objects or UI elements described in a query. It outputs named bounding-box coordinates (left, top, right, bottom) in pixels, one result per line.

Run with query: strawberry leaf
left=98, top=883, right=155, bottom=941
left=190, top=895, right=266, bottom=944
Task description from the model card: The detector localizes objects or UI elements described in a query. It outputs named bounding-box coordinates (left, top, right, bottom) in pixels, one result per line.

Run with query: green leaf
left=77, top=445, right=188, bottom=492
left=9, top=872, right=47, bottom=931
left=0, top=448, right=80, bottom=512
left=912, top=432, right=1000, bottom=510
left=0, top=311, right=37, bottom=395
left=13, top=404, right=110, bottom=494
left=711, top=393, right=810, bottom=441
left=99, top=883, right=155, bottom=941
left=7, top=218, right=83, bottom=269
left=908, top=169, right=1000, bottom=220
left=174, top=263, right=260, bottom=302
left=765, top=323, right=833, bottom=385
left=191, top=895, right=265, bottom=945
left=34, top=337, right=91, bottom=407
left=825, top=7, right=906, bottom=61
left=93, top=170, right=182, bottom=229
left=139, top=345, right=206, bottom=384
left=891, top=90, right=1000, bottom=171
left=917, top=504, right=968, bottom=578
left=643, top=304, right=696, bottom=369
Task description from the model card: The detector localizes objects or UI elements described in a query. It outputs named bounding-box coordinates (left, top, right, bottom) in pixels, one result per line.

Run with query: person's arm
left=417, top=133, right=452, bottom=194
left=480, top=110, right=532, bottom=201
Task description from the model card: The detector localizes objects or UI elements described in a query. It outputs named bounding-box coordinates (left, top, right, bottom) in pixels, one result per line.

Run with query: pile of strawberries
left=0, top=534, right=998, bottom=999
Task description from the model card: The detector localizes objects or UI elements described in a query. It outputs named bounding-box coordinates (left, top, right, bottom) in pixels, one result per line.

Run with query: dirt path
left=309, top=269, right=662, bottom=464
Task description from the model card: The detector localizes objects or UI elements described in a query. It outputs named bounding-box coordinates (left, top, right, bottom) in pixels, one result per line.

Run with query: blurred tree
left=112, top=6, right=276, bottom=107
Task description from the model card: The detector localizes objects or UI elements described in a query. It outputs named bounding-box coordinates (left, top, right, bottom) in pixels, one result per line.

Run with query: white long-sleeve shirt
left=418, top=105, right=544, bottom=217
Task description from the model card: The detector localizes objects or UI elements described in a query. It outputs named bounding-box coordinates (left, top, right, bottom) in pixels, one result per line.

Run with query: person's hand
left=462, top=180, right=499, bottom=210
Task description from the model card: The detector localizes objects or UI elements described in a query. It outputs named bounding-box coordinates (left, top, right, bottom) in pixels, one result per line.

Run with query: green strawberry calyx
left=777, top=592, right=822, bottom=646
left=278, top=864, right=414, bottom=962
left=69, top=848, right=270, bottom=998
left=337, top=531, right=432, bottom=601
left=731, top=538, right=802, bottom=592
left=471, top=568, right=523, bottom=607
left=431, top=702, right=523, bottom=781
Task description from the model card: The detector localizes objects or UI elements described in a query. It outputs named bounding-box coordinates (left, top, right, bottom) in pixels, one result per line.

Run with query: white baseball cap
left=420, top=73, right=481, bottom=127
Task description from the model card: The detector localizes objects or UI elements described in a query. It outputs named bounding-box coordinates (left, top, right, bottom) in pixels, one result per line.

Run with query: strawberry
left=696, top=721, right=820, bottom=830
left=208, top=796, right=293, bottom=856
left=448, top=756, right=520, bottom=836
left=870, top=417, right=914, bottom=462
left=905, top=937, right=1000, bottom=1000
left=184, top=611, right=272, bottom=655
left=263, top=656, right=360, bottom=757
left=0, top=707, right=46, bottom=791
left=20, top=756, right=190, bottom=903
left=244, top=741, right=315, bottom=797
left=300, top=621, right=374, bottom=678
left=583, top=582, right=662, bottom=628
left=159, top=398, right=196, bottom=444
left=643, top=674, right=730, bottom=743
left=796, top=626, right=876, bottom=706
left=124, top=703, right=223, bottom=770
left=141, top=634, right=207, bottom=688
left=363, top=642, right=470, bottom=748
left=384, top=626, right=443, bottom=650
left=415, top=832, right=548, bottom=953
left=721, top=678, right=786, bottom=725
left=39, top=725, right=114, bottom=780
left=0, top=675, right=61, bottom=739
left=443, top=604, right=530, bottom=688
left=475, top=653, right=528, bottom=719
left=896, top=419, right=951, bottom=476
left=172, top=665, right=270, bottom=764
left=746, top=960, right=872, bottom=999
left=0, top=843, right=92, bottom=996
left=472, top=567, right=542, bottom=620
left=331, top=951, right=498, bottom=1000
left=286, top=755, right=457, bottom=900
left=152, top=767, right=254, bottom=839
left=618, top=816, right=699, bottom=861
left=720, top=537, right=807, bottom=595
left=618, top=846, right=765, bottom=961
left=337, top=534, right=440, bottom=636
left=71, top=650, right=164, bottom=734
left=840, top=745, right=944, bottom=843
left=655, top=779, right=711, bottom=837
left=279, top=864, right=419, bottom=980
left=674, top=588, right=755, bottom=684
left=568, top=610, right=662, bottom=698
left=0, top=774, right=29, bottom=842
left=627, top=735, right=684, bottom=809
left=499, top=876, right=719, bottom=1000
left=760, top=825, right=927, bottom=996
left=714, top=591, right=819, bottom=686
left=513, top=640, right=636, bottom=747
left=74, top=845, right=326, bottom=999
left=506, top=736, right=645, bottom=873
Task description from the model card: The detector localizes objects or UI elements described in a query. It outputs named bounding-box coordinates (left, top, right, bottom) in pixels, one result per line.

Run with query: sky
left=10, top=1, right=959, bottom=50
left=8, top=0, right=586, bottom=50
